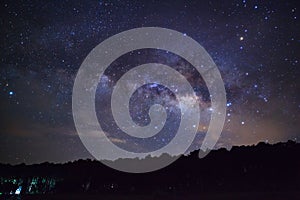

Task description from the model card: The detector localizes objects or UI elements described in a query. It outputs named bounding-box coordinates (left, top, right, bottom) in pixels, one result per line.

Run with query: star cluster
left=0, top=0, right=299, bottom=163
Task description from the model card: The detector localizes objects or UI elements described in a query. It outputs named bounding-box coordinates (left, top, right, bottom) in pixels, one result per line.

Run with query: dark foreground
left=1, top=141, right=300, bottom=199
left=2, top=192, right=300, bottom=200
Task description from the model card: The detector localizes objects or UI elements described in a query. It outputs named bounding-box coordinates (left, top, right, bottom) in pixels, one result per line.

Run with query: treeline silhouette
left=0, top=141, right=299, bottom=198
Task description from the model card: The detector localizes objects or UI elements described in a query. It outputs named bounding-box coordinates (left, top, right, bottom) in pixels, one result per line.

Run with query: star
left=0, top=0, right=298, bottom=164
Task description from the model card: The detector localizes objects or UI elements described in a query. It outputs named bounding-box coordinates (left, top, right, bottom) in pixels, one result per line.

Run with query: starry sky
left=0, top=0, right=299, bottom=164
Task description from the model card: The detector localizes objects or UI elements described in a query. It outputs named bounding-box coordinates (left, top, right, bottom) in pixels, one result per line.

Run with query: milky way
left=0, top=0, right=299, bottom=164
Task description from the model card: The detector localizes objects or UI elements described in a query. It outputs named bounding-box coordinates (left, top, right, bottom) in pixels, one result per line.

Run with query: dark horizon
left=0, top=140, right=299, bottom=199
left=0, top=139, right=298, bottom=166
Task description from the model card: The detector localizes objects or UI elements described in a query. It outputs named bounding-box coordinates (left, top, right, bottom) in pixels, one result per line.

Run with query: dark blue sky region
left=0, top=0, right=299, bottom=164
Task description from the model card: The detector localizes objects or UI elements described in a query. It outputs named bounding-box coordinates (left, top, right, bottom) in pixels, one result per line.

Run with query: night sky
left=0, top=0, right=299, bottom=164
